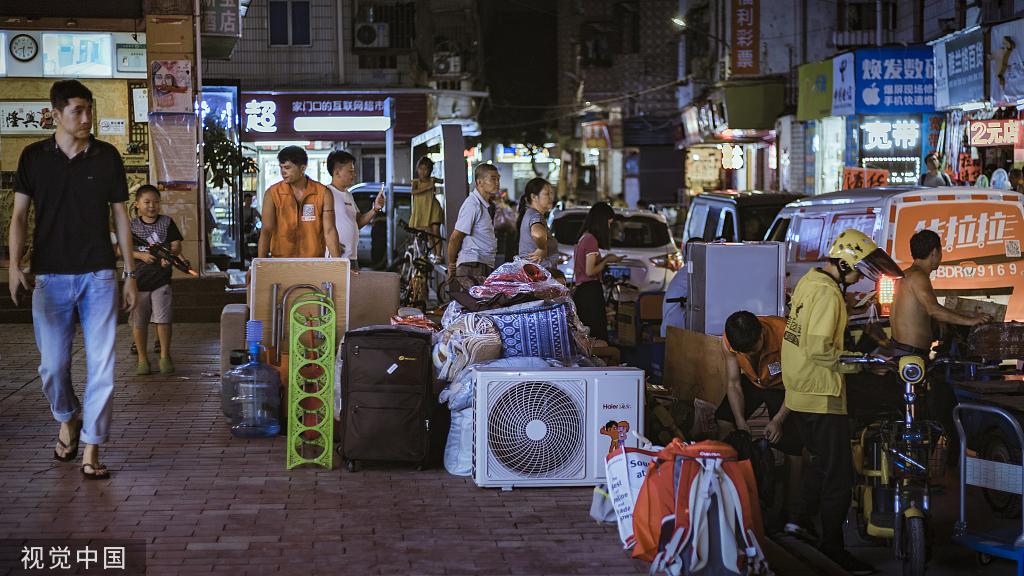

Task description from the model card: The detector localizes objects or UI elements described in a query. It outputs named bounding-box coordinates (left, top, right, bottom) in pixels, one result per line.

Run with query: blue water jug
left=227, top=320, right=282, bottom=438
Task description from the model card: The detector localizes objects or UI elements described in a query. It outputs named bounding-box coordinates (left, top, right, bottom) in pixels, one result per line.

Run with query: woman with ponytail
left=516, top=177, right=558, bottom=267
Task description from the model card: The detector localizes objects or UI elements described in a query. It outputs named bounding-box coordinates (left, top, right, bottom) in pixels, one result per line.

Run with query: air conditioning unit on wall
left=433, top=52, right=462, bottom=76
left=354, top=21, right=389, bottom=49
left=473, top=367, right=645, bottom=489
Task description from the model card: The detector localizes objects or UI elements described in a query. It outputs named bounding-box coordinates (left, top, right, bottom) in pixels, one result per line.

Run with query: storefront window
left=816, top=116, right=845, bottom=195
left=201, top=85, right=241, bottom=266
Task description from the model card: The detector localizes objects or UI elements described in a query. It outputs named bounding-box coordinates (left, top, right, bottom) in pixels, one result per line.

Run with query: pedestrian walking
left=128, top=184, right=185, bottom=376
left=7, top=79, right=138, bottom=480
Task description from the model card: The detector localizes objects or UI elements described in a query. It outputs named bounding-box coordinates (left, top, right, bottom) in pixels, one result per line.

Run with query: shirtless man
left=891, top=228, right=990, bottom=459
left=891, top=228, right=990, bottom=353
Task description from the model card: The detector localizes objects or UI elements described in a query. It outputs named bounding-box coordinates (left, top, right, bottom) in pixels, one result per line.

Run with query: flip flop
left=53, top=419, right=82, bottom=462
left=81, top=463, right=110, bottom=480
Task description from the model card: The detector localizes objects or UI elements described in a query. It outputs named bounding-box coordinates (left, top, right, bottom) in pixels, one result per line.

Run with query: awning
left=720, top=81, right=786, bottom=130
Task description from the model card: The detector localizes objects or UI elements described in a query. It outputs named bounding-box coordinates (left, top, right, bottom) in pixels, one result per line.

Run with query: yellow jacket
left=781, top=268, right=858, bottom=415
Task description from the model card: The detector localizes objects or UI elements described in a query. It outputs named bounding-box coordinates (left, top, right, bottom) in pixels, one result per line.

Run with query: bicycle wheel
left=397, top=253, right=417, bottom=306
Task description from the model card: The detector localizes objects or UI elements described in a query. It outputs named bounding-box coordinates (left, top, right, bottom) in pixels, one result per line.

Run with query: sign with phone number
left=934, top=262, right=1021, bottom=279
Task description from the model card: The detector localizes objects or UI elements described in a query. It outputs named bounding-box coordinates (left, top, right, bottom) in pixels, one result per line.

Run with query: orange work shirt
left=267, top=177, right=329, bottom=258
left=723, top=315, right=786, bottom=390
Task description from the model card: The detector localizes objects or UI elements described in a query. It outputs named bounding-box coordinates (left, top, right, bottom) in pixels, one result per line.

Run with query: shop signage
left=240, top=92, right=407, bottom=142
left=797, top=59, right=832, bottom=121
left=969, top=119, right=1021, bottom=147
left=832, top=52, right=855, bottom=116
left=842, top=166, right=889, bottom=189
left=99, top=118, right=126, bottom=136
left=201, top=0, right=241, bottom=37
left=859, top=115, right=922, bottom=184
left=729, top=0, right=759, bottom=76
left=583, top=121, right=611, bottom=149
left=855, top=46, right=935, bottom=114
left=991, top=18, right=1024, bottom=104
left=0, top=101, right=55, bottom=134
left=933, top=29, right=984, bottom=109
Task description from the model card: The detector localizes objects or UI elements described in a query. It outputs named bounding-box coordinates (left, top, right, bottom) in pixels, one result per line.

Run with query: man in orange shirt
left=715, top=310, right=804, bottom=534
left=257, top=146, right=343, bottom=259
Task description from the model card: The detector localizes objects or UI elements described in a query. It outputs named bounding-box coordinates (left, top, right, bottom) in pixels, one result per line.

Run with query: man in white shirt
left=325, top=150, right=384, bottom=261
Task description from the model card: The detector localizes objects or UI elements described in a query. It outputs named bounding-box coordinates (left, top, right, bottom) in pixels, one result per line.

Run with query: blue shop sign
left=855, top=46, right=935, bottom=114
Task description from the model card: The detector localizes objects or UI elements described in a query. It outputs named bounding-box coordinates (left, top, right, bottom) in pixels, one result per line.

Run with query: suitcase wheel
left=345, top=459, right=357, bottom=473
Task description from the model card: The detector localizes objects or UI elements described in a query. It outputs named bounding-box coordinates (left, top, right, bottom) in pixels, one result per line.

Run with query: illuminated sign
left=855, top=46, right=935, bottom=113
left=859, top=115, right=922, bottom=184
left=238, top=92, right=425, bottom=142
left=969, top=119, right=1020, bottom=147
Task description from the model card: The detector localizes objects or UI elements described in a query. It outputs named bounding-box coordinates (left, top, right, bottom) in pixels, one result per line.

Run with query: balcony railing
left=832, top=29, right=895, bottom=48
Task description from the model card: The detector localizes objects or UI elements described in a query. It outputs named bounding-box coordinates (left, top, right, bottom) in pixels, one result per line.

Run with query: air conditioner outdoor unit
left=473, top=367, right=645, bottom=489
left=354, top=21, right=389, bottom=49
left=433, top=52, right=462, bottom=76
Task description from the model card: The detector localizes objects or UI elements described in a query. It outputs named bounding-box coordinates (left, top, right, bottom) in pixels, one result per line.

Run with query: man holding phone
left=325, top=150, right=385, bottom=262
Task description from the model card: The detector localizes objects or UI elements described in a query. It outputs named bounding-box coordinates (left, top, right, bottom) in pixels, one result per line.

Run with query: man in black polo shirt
left=7, top=80, right=138, bottom=481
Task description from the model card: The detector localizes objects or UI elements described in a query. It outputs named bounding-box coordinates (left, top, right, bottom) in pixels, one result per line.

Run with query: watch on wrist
left=122, top=270, right=137, bottom=280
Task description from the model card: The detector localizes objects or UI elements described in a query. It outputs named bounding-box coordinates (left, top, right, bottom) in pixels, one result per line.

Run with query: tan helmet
left=828, top=228, right=903, bottom=281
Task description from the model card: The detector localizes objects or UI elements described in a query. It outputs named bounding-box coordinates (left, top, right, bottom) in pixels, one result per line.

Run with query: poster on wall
left=843, top=167, right=889, bottom=189
left=116, top=43, right=147, bottom=74
left=0, top=101, right=56, bottom=134
left=797, top=59, right=832, bottom=121
left=832, top=52, right=855, bottom=116
left=150, top=59, right=192, bottom=113
left=991, top=18, right=1024, bottom=104
left=855, top=46, right=935, bottom=114
left=150, top=113, right=198, bottom=187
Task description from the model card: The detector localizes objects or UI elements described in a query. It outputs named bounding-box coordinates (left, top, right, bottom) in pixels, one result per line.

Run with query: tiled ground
left=0, top=323, right=650, bottom=575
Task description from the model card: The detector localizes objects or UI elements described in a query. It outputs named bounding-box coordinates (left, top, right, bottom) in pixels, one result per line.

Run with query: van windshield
left=738, top=205, right=785, bottom=241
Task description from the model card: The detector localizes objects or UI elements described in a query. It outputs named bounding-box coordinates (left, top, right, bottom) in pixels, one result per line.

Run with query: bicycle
left=391, top=219, right=449, bottom=311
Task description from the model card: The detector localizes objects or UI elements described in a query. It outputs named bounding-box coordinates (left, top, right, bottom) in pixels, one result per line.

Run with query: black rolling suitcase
left=339, top=325, right=433, bottom=471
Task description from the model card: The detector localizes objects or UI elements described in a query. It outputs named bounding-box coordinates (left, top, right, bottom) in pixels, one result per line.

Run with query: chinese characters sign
left=3, top=539, right=147, bottom=575
left=239, top=92, right=427, bottom=142
left=730, top=0, right=759, bottom=76
left=855, top=46, right=935, bottom=113
left=832, top=52, right=855, bottom=116
left=933, top=29, right=984, bottom=109
left=201, top=0, right=241, bottom=37
left=969, top=119, right=1021, bottom=147
left=843, top=167, right=889, bottom=189
left=0, top=101, right=56, bottom=134
left=858, top=115, right=923, bottom=184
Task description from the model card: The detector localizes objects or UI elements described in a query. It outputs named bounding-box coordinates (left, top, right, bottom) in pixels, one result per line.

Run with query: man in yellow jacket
left=782, top=228, right=902, bottom=576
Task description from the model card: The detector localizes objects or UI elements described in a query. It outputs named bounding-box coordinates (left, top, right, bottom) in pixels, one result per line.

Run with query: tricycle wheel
left=980, top=431, right=1022, bottom=519
left=901, top=516, right=927, bottom=576
left=976, top=552, right=993, bottom=566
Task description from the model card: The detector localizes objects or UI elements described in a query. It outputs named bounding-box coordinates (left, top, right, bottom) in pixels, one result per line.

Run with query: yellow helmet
left=827, top=228, right=903, bottom=281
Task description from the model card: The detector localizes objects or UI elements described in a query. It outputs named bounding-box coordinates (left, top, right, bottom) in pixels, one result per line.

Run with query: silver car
left=549, top=207, right=681, bottom=292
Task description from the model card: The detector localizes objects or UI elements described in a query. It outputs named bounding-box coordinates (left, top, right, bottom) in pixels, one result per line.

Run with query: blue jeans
left=32, top=270, right=118, bottom=445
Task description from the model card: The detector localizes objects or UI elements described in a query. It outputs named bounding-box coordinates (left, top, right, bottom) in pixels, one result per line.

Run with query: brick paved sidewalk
left=0, top=323, right=648, bottom=575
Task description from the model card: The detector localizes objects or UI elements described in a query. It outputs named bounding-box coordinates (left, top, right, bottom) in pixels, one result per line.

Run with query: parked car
left=550, top=207, right=680, bottom=292
left=682, top=191, right=804, bottom=244
left=349, top=182, right=414, bottom=268
left=769, top=186, right=1024, bottom=320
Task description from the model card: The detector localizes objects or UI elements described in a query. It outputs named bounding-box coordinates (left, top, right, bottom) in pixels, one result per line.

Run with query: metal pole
left=194, top=0, right=207, bottom=273
left=385, top=97, right=395, bottom=269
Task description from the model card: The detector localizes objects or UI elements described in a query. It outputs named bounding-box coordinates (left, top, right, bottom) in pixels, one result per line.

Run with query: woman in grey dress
left=516, top=177, right=558, bottom=267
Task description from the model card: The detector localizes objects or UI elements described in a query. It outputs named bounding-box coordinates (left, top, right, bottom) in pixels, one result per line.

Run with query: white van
left=767, top=186, right=1024, bottom=320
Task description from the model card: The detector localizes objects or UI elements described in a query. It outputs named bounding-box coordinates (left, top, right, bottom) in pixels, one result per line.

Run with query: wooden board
left=349, top=270, right=400, bottom=330
left=663, top=326, right=728, bottom=405
left=248, top=258, right=350, bottom=349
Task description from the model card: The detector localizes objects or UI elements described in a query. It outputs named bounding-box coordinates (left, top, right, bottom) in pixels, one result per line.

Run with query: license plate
left=607, top=266, right=631, bottom=279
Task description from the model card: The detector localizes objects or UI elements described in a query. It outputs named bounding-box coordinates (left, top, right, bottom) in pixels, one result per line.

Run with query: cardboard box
left=663, top=326, right=728, bottom=405
left=146, top=15, right=194, bottom=53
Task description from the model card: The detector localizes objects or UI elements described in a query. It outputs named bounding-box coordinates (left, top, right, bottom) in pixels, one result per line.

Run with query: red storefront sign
left=969, top=119, right=1021, bottom=147
left=239, top=91, right=427, bottom=142
left=730, top=0, right=759, bottom=76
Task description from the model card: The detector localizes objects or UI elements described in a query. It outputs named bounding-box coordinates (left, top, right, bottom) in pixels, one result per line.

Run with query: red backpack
left=632, top=440, right=771, bottom=575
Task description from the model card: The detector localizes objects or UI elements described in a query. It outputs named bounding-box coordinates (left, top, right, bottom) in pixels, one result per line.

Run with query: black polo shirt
left=14, top=136, right=129, bottom=274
